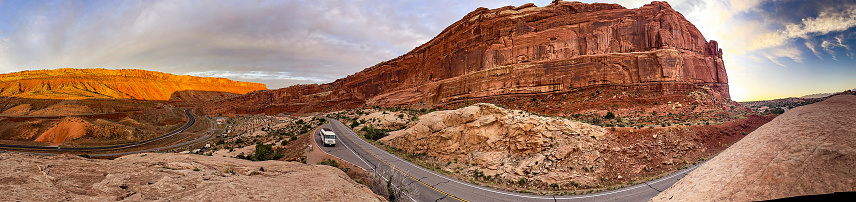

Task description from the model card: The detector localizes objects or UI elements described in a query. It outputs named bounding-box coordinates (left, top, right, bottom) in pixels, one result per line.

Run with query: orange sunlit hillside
left=0, top=68, right=267, bottom=100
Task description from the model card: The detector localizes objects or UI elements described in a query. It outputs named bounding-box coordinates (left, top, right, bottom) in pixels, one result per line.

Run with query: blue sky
left=0, top=0, right=854, bottom=101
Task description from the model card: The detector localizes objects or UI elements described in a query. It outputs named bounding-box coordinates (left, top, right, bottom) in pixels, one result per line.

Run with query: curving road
left=0, top=108, right=197, bottom=152
left=320, top=118, right=703, bottom=202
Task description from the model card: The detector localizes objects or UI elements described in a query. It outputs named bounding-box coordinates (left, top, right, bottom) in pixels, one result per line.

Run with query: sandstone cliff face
left=0, top=153, right=383, bottom=201
left=204, top=1, right=728, bottom=115
left=0, top=68, right=267, bottom=101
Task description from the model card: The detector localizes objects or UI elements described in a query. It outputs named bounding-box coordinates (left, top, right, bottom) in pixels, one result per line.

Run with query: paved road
left=321, top=118, right=702, bottom=202
left=0, top=108, right=198, bottom=152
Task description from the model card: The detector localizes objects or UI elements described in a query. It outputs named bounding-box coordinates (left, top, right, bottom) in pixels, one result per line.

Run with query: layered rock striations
left=0, top=68, right=267, bottom=101
left=204, top=1, right=728, bottom=115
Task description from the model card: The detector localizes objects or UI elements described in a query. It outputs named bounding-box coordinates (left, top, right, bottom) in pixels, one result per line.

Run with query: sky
left=0, top=0, right=854, bottom=101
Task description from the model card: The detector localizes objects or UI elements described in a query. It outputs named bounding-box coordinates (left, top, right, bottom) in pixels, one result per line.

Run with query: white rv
left=320, top=128, right=337, bottom=147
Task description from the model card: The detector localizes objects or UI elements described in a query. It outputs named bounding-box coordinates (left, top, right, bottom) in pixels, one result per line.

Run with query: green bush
left=318, top=159, right=339, bottom=168
left=604, top=111, right=616, bottom=119
left=472, top=169, right=485, bottom=179
left=237, top=143, right=284, bottom=161
left=362, top=125, right=391, bottom=141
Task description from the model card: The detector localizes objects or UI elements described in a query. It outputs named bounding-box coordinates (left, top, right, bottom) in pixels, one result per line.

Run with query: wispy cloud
left=784, top=5, right=856, bottom=39
left=821, top=35, right=852, bottom=60
left=187, top=70, right=325, bottom=82
left=805, top=41, right=824, bottom=60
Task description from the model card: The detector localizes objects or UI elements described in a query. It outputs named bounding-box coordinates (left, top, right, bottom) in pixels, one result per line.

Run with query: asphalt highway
left=320, top=118, right=702, bottom=202
left=0, top=108, right=197, bottom=153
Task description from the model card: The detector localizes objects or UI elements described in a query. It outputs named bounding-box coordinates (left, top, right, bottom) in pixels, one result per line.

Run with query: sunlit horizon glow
left=1, top=0, right=854, bottom=102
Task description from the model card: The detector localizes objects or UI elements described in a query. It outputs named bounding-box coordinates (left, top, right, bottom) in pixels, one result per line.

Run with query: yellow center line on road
left=330, top=120, right=468, bottom=202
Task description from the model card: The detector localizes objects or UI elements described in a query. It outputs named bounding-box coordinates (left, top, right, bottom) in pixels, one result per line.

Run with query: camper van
left=319, top=128, right=336, bottom=147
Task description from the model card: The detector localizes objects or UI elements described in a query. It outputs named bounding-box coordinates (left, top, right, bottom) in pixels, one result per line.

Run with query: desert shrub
left=769, top=108, right=785, bottom=114
left=362, top=125, right=391, bottom=141
left=549, top=183, right=559, bottom=189
left=238, top=143, right=284, bottom=161
left=472, top=169, right=485, bottom=179
left=318, top=159, right=339, bottom=168
left=604, top=111, right=615, bottom=119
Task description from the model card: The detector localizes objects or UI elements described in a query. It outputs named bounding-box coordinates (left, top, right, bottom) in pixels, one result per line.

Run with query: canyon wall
left=0, top=68, right=267, bottom=101
left=204, top=1, right=728, bottom=115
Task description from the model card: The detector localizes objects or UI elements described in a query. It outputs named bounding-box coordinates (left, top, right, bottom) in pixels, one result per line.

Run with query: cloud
left=805, top=41, right=824, bottom=59
left=783, top=5, right=856, bottom=39
left=186, top=70, right=328, bottom=88
left=186, top=70, right=326, bottom=82
left=761, top=46, right=804, bottom=67
left=734, top=3, right=856, bottom=52
left=821, top=35, right=852, bottom=60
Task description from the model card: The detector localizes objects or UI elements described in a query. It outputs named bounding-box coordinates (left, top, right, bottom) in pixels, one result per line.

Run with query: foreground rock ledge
left=652, top=95, right=856, bottom=201
left=0, top=153, right=383, bottom=201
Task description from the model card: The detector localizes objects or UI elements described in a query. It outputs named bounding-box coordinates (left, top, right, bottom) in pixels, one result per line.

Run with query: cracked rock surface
left=0, top=152, right=383, bottom=201
left=653, top=95, right=856, bottom=201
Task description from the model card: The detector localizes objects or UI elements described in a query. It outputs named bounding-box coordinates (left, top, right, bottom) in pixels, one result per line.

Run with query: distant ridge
left=0, top=68, right=267, bottom=100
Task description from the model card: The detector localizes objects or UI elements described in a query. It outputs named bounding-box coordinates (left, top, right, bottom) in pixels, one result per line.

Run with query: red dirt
left=596, top=114, right=775, bottom=185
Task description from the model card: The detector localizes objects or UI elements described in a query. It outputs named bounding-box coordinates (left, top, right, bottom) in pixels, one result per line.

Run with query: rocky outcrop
left=0, top=152, right=383, bottom=201
left=652, top=95, right=856, bottom=201
left=204, top=1, right=728, bottom=115
left=380, top=103, right=607, bottom=182
left=0, top=68, right=267, bottom=101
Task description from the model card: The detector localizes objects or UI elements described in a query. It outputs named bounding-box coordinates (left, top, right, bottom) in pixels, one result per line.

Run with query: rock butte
left=0, top=68, right=267, bottom=101
left=204, top=1, right=728, bottom=115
